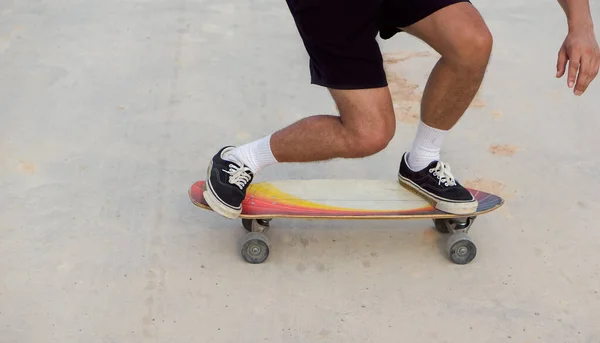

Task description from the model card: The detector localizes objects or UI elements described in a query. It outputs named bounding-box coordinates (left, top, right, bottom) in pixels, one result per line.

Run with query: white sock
left=224, top=135, right=278, bottom=173
left=407, top=121, right=448, bottom=171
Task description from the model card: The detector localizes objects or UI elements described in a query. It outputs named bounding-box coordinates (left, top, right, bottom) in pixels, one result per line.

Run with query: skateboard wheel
left=433, top=219, right=450, bottom=234
left=446, top=232, right=477, bottom=265
left=240, top=232, right=270, bottom=264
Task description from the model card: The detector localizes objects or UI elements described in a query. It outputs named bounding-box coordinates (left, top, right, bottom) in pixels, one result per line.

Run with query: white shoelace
left=429, top=162, right=457, bottom=187
left=223, top=163, right=252, bottom=190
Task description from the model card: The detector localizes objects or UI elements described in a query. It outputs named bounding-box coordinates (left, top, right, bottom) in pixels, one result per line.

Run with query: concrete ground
left=1, top=0, right=599, bottom=342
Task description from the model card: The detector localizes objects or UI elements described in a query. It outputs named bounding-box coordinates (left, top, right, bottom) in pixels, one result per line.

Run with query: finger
left=574, top=56, right=595, bottom=95
left=567, top=53, right=581, bottom=88
left=585, top=56, right=600, bottom=88
left=556, top=47, right=568, bottom=77
left=593, top=56, right=600, bottom=80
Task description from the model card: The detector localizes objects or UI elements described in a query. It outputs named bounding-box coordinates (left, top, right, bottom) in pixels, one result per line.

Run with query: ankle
left=227, top=135, right=278, bottom=173
left=407, top=121, right=447, bottom=171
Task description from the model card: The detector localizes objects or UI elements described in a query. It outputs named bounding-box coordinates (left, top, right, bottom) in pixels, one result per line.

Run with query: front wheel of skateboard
left=240, top=232, right=270, bottom=264
left=446, top=232, right=477, bottom=265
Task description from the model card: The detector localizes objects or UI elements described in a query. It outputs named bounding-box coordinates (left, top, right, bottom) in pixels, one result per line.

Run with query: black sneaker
left=203, top=146, right=254, bottom=219
left=398, top=153, right=478, bottom=215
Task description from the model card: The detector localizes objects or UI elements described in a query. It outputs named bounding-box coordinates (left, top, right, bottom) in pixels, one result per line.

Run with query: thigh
left=286, top=0, right=388, bottom=90
left=399, top=2, right=491, bottom=58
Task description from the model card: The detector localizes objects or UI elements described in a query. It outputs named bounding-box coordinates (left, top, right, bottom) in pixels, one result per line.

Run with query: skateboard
left=188, top=179, right=504, bottom=265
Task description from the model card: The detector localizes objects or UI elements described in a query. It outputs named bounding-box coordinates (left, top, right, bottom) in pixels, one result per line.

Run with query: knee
left=447, top=26, right=493, bottom=70
left=344, top=118, right=395, bottom=158
left=471, top=28, right=494, bottom=63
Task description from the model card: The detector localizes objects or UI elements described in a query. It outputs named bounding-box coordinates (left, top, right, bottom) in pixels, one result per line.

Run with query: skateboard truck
left=242, top=218, right=271, bottom=234
left=445, top=216, right=476, bottom=233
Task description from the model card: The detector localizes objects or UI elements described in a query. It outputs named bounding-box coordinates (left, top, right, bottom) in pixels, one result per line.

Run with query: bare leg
left=395, top=2, right=492, bottom=214
left=399, top=2, right=493, bottom=172
left=270, top=87, right=396, bottom=162
left=402, top=2, right=493, bottom=130
left=203, top=86, right=396, bottom=219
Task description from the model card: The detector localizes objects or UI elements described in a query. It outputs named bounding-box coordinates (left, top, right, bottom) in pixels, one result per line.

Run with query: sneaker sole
left=203, top=161, right=242, bottom=220
left=398, top=174, right=478, bottom=215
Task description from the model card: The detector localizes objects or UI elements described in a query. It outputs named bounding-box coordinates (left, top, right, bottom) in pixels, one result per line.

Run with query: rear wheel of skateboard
left=240, top=232, right=270, bottom=264
left=447, top=232, right=477, bottom=265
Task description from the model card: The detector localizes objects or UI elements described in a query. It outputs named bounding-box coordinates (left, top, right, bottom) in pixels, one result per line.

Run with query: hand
left=556, top=27, right=600, bottom=95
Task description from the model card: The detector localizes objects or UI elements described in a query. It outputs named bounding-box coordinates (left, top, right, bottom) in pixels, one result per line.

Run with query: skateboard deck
left=188, top=179, right=504, bottom=265
left=189, top=179, right=503, bottom=219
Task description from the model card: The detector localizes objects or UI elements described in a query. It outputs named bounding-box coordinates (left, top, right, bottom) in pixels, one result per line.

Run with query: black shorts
left=285, top=0, right=470, bottom=89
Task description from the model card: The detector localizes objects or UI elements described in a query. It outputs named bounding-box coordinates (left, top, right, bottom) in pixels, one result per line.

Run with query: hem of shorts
left=394, top=0, right=471, bottom=29
left=310, top=80, right=389, bottom=90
